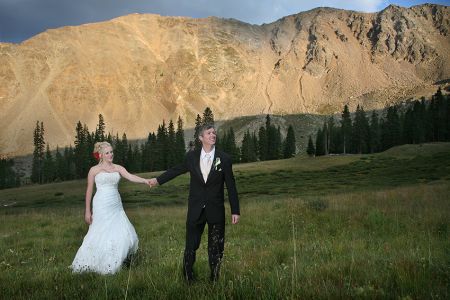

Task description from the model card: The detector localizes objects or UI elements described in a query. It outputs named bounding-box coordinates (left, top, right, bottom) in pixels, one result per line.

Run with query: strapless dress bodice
left=95, top=172, right=120, bottom=190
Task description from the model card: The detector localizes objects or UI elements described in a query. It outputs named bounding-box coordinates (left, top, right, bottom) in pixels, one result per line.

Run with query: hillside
left=0, top=143, right=449, bottom=299
left=2, top=142, right=449, bottom=210
left=0, top=4, right=449, bottom=156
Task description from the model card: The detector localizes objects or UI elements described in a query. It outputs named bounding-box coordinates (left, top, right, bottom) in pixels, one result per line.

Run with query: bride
left=71, top=141, right=151, bottom=274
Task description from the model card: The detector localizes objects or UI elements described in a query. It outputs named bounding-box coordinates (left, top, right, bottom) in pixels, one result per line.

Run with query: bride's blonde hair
left=93, top=141, right=112, bottom=163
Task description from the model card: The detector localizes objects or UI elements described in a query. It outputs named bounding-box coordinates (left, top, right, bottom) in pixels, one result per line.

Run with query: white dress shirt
left=200, top=147, right=215, bottom=182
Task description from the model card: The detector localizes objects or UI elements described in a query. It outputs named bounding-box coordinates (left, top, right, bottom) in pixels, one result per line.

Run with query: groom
left=150, top=124, right=240, bottom=282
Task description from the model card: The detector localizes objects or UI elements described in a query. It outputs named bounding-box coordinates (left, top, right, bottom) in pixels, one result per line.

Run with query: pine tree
left=246, top=132, right=258, bottom=162
left=202, top=107, right=215, bottom=126
left=265, top=115, right=276, bottom=159
left=315, top=128, right=325, bottom=156
left=155, top=121, right=168, bottom=170
left=412, top=100, right=426, bottom=144
left=227, top=127, right=239, bottom=163
left=265, top=115, right=272, bottom=159
left=333, top=127, right=343, bottom=154
left=445, top=92, right=450, bottom=141
left=31, top=121, right=40, bottom=183
left=274, top=126, right=282, bottom=159
left=55, top=146, right=65, bottom=181
left=352, top=105, right=370, bottom=154
left=258, top=126, right=268, bottom=161
left=422, top=97, right=432, bottom=142
left=399, top=109, right=406, bottom=144
left=341, top=104, right=352, bottom=154
left=429, top=89, right=439, bottom=141
left=42, top=144, right=55, bottom=183
left=143, top=133, right=158, bottom=171
left=194, top=114, right=203, bottom=150
left=446, top=93, right=450, bottom=141
left=306, top=135, right=315, bottom=157
left=106, top=132, right=113, bottom=144
left=264, top=115, right=282, bottom=160
left=175, top=116, right=186, bottom=163
left=240, top=130, right=252, bottom=163
left=283, top=125, right=296, bottom=158
left=64, top=146, right=76, bottom=180
left=31, top=121, right=45, bottom=183
left=434, top=88, right=448, bottom=141
left=369, top=111, right=381, bottom=153
left=327, top=117, right=337, bottom=154
left=86, top=127, right=96, bottom=167
left=218, top=129, right=229, bottom=155
left=381, top=106, right=401, bottom=150
left=131, top=144, right=142, bottom=172
left=126, top=144, right=134, bottom=171
left=115, top=133, right=128, bottom=167
left=403, top=107, right=415, bottom=144
left=95, top=114, right=106, bottom=141
left=215, top=131, right=222, bottom=150
left=251, top=132, right=259, bottom=160
left=0, top=158, right=19, bottom=189
left=322, top=121, right=329, bottom=155
left=167, top=119, right=177, bottom=167
left=140, top=143, right=147, bottom=171
left=74, top=121, right=88, bottom=178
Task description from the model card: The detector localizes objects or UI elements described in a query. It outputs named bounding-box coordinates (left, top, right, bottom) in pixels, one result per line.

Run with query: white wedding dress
left=71, top=172, right=138, bottom=274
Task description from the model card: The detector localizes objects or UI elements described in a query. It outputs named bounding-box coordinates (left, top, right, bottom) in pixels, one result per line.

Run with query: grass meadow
left=1, top=143, right=449, bottom=299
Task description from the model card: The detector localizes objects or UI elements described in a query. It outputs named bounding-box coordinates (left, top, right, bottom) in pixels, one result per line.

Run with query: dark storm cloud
left=0, top=0, right=268, bottom=42
left=0, top=0, right=137, bottom=42
left=1, top=0, right=448, bottom=43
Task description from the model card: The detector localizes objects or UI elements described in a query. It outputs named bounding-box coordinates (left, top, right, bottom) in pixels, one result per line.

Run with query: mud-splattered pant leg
left=208, top=222, right=225, bottom=281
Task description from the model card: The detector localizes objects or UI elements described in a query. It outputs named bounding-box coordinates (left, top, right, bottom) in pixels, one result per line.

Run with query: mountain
left=0, top=4, right=449, bottom=156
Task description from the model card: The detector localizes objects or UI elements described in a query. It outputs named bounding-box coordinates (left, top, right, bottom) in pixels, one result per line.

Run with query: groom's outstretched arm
left=156, top=154, right=189, bottom=185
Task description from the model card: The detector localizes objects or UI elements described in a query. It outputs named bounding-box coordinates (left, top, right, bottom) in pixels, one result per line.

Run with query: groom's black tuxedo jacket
left=156, top=149, right=239, bottom=224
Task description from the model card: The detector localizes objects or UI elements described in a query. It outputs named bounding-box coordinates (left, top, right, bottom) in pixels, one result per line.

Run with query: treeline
left=0, top=107, right=299, bottom=189
left=0, top=158, right=20, bottom=189
left=223, top=114, right=296, bottom=163
left=28, top=107, right=297, bottom=185
left=30, top=114, right=187, bottom=184
left=307, top=88, right=450, bottom=156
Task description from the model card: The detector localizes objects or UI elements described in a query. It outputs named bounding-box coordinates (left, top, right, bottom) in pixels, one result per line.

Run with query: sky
left=0, top=0, right=449, bottom=43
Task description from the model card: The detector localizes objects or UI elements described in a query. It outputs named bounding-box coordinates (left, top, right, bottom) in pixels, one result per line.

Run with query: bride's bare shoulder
left=113, top=164, right=124, bottom=171
left=89, top=165, right=101, bottom=175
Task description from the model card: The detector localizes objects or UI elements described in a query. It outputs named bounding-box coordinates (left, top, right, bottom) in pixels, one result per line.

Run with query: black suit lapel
left=192, top=149, right=203, bottom=183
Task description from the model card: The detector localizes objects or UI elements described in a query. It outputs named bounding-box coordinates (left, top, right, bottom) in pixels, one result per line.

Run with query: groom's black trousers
left=183, top=209, right=225, bottom=280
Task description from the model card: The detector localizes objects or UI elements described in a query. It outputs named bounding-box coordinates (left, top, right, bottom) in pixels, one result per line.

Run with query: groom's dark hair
left=198, top=124, right=215, bottom=137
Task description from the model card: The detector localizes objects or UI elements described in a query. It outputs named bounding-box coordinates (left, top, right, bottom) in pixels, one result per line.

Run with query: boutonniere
left=214, top=157, right=222, bottom=171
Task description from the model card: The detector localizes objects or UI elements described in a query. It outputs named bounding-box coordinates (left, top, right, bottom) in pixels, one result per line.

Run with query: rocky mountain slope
left=0, top=4, right=448, bottom=156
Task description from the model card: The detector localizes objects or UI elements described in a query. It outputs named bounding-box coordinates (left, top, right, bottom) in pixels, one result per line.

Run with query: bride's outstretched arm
left=84, top=168, right=95, bottom=224
left=117, top=165, right=150, bottom=185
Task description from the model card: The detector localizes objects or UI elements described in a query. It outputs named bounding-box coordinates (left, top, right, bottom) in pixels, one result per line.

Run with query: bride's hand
left=84, top=211, right=92, bottom=225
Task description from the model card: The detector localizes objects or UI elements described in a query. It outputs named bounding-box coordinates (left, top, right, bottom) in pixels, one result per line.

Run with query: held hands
left=148, top=178, right=159, bottom=188
left=143, top=178, right=159, bottom=188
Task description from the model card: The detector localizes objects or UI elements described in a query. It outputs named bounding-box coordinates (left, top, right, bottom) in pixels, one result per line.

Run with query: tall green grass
left=0, top=143, right=449, bottom=299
